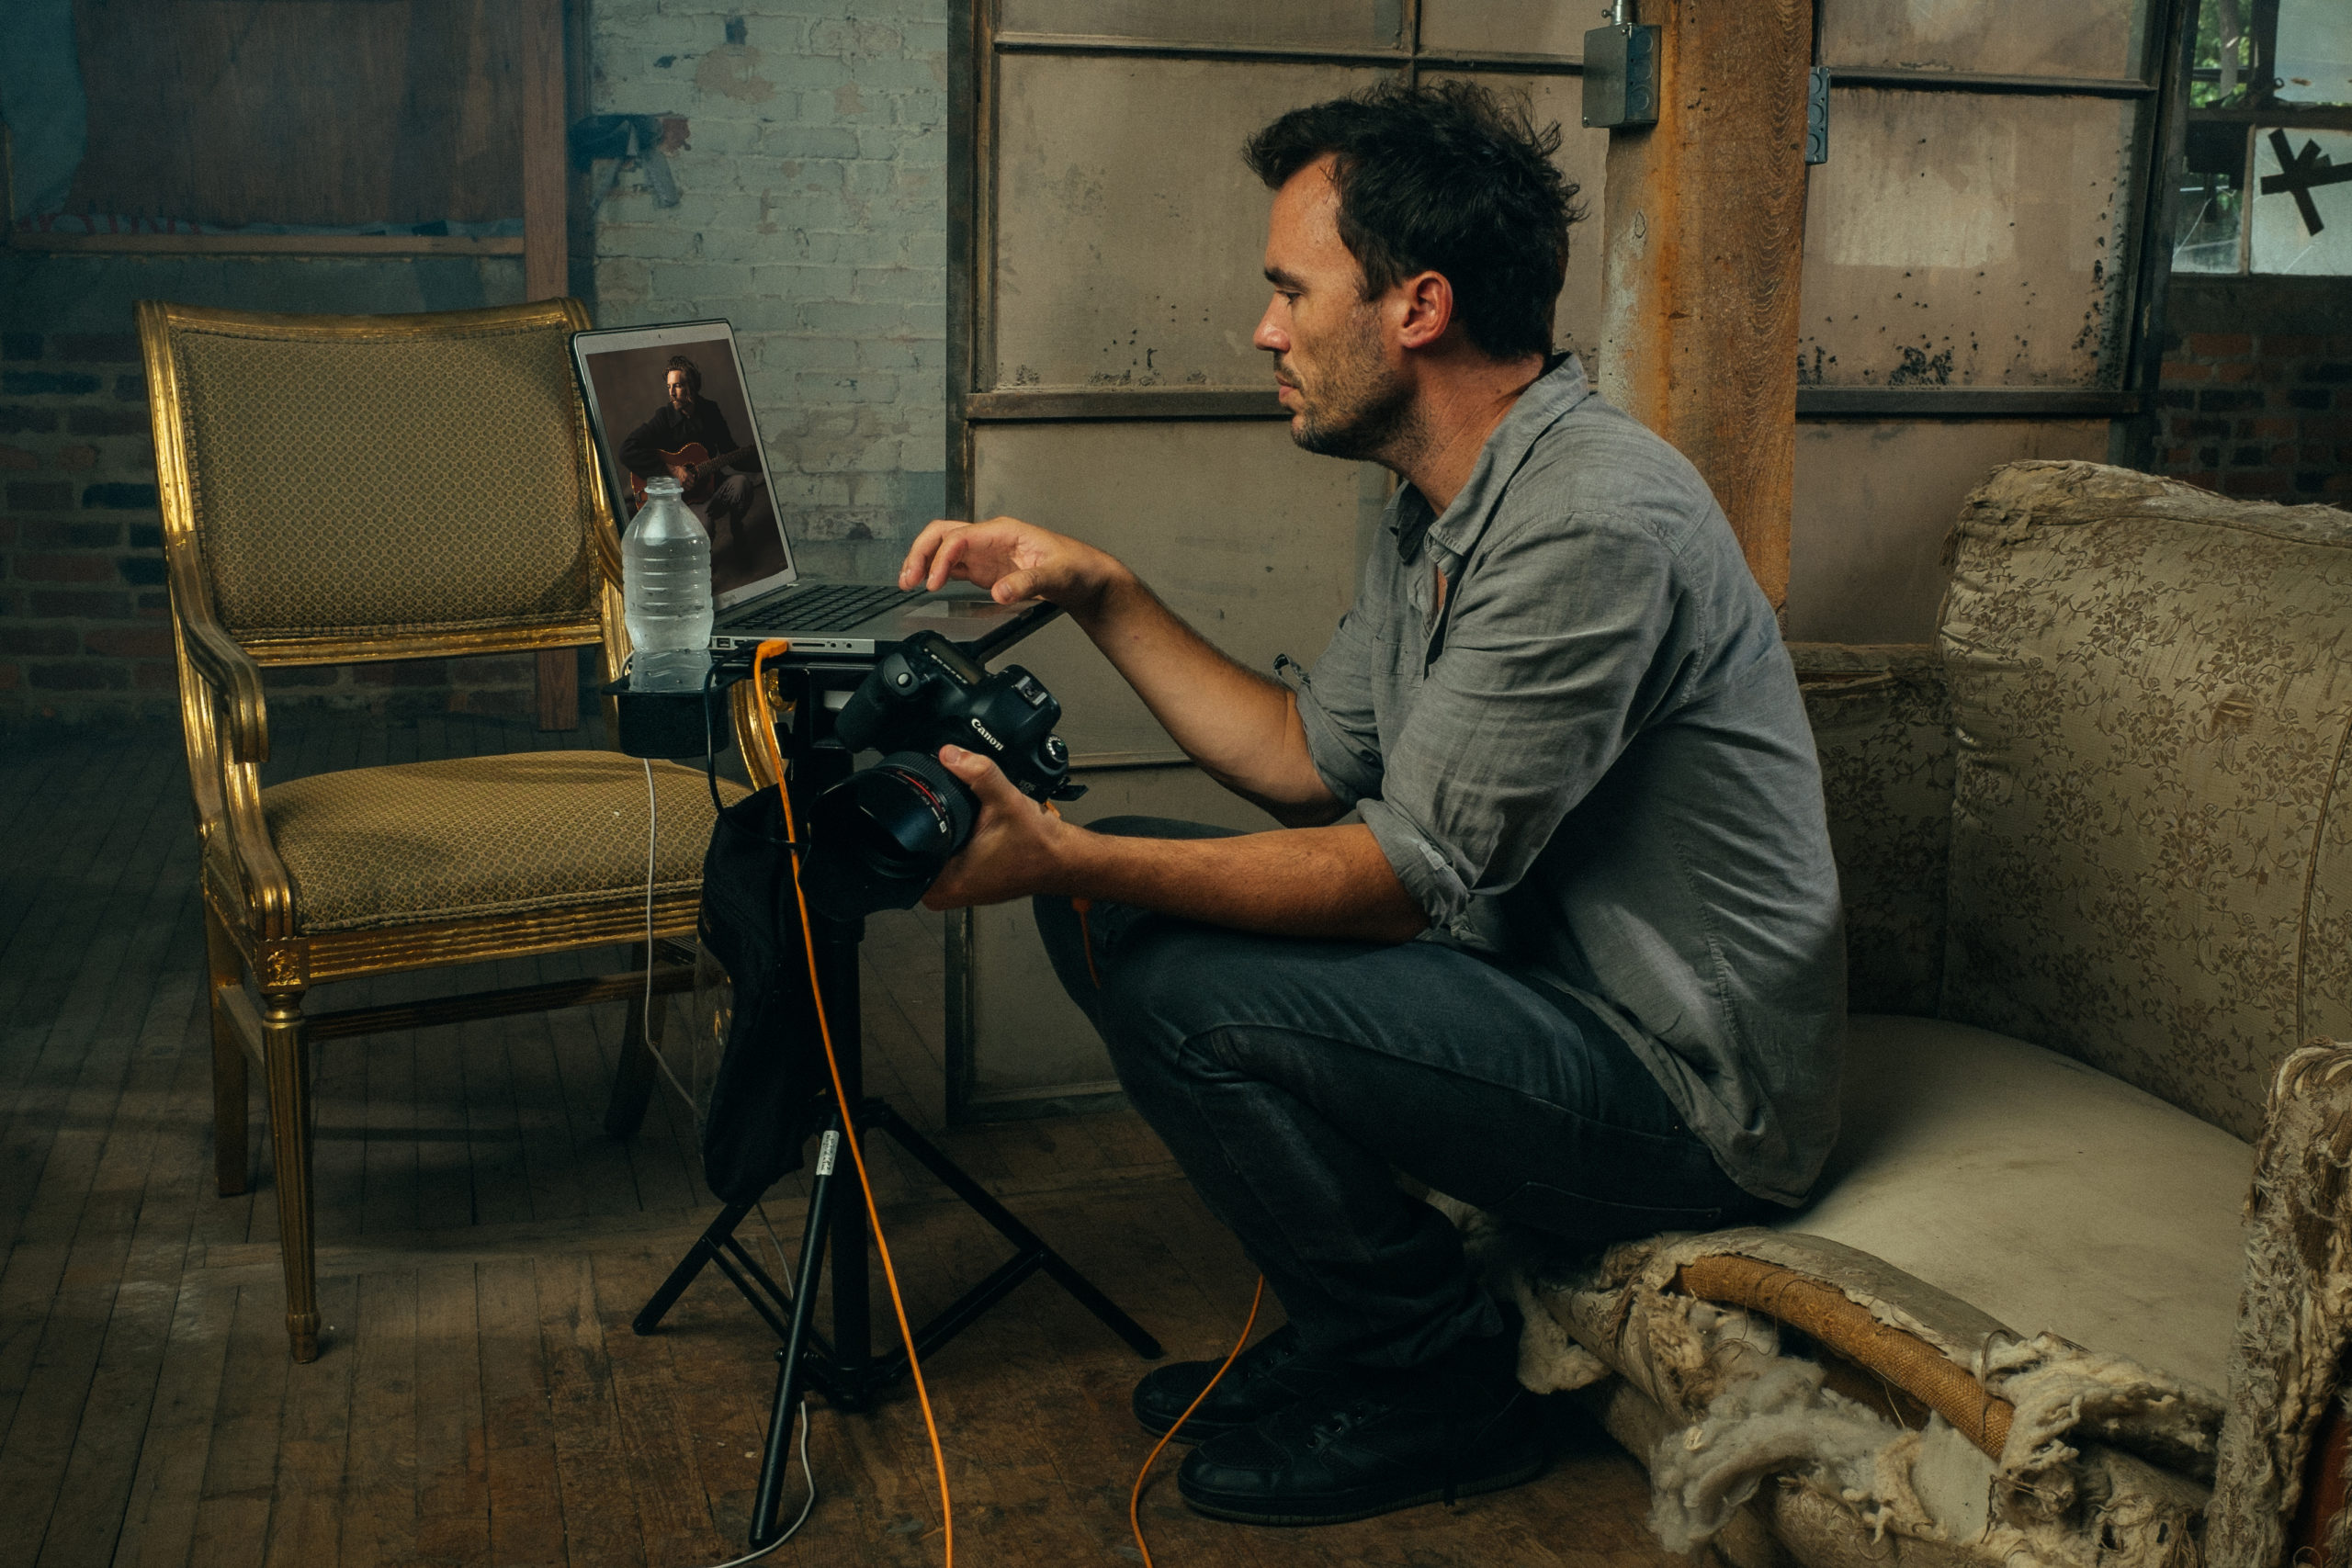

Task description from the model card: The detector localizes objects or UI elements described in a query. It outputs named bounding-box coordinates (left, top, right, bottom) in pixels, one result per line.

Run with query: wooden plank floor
left=0, top=714, right=1681, bottom=1568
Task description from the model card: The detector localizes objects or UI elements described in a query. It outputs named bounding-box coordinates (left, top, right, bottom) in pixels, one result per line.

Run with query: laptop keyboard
left=733, top=582, right=926, bottom=635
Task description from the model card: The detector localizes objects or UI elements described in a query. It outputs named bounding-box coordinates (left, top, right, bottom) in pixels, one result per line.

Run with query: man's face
left=1253, top=156, right=1412, bottom=462
left=667, top=369, right=695, bottom=412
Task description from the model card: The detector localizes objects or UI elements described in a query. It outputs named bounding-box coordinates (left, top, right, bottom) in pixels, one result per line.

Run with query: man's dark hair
left=1244, top=80, right=1580, bottom=362
left=667, top=355, right=703, bottom=392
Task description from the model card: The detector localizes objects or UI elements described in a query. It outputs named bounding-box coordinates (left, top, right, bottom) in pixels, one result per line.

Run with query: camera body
left=837, top=631, right=1076, bottom=803
left=800, top=631, right=1081, bottom=919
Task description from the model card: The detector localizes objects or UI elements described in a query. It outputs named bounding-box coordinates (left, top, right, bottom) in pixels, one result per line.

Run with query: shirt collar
left=1390, top=352, right=1591, bottom=565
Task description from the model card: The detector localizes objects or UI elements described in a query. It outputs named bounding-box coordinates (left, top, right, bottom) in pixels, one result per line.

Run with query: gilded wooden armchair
left=139, top=298, right=734, bottom=1361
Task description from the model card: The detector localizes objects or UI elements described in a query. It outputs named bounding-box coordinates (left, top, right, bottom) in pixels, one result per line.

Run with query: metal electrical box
left=1581, top=22, right=1660, bottom=130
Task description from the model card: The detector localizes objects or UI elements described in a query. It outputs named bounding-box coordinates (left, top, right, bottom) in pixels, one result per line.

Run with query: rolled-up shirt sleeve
left=1356, top=511, right=1687, bottom=937
left=1275, top=600, right=1386, bottom=808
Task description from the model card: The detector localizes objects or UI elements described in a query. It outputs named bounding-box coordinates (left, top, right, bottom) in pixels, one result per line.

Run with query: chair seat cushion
left=209, top=751, right=742, bottom=934
left=1781, top=1013, right=2252, bottom=1393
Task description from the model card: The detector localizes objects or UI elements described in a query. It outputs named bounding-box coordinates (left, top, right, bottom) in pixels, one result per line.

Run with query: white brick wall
left=592, top=1, right=949, bottom=563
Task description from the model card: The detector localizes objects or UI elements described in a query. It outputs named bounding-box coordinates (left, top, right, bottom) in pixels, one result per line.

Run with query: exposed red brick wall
left=0, top=330, right=560, bottom=728
left=2155, top=330, right=2352, bottom=502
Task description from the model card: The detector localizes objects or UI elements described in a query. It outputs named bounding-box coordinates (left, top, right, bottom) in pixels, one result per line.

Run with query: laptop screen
left=571, top=320, right=798, bottom=610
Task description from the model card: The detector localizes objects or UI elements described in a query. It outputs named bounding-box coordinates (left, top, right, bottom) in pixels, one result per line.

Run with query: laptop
left=571, top=319, right=1050, bottom=658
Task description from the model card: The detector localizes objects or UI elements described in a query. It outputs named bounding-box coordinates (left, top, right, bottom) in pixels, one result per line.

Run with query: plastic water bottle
left=622, top=477, right=712, bottom=691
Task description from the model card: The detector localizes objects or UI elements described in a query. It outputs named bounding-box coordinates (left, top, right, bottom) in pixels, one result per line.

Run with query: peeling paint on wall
left=695, top=19, right=778, bottom=105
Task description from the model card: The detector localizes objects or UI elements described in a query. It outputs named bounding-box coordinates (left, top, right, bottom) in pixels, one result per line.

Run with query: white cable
left=645, top=760, right=819, bottom=1563
left=752, top=1200, right=797, bottom=1285
left=695, top=1398, right=819, bottom=1567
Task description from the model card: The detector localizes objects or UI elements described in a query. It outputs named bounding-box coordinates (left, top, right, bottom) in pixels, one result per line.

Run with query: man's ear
left=1395, top=270, right=1454, bottom=351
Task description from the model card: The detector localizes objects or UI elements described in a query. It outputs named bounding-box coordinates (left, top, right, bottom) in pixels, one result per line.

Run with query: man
left=898, top=82, right=1844, bottom=1527
left=618, top=355, right=770, bottom=566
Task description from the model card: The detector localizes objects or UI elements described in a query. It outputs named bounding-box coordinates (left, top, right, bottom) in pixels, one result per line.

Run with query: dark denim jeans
left=1034, top=818, right=1773, bottom=1371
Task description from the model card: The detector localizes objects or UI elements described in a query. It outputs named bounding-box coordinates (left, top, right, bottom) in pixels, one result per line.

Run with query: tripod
left=629, top=656, right=1163, bottom=1550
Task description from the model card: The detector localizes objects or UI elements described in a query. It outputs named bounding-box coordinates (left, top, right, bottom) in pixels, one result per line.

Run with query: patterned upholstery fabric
left=1793, top=645, right=1954, bottom=1017
left=168, top=319, right=594, bottom=638
left=1938, top=460, right=2352, bottom=1143
left=203, top=753, right=743, bottom=934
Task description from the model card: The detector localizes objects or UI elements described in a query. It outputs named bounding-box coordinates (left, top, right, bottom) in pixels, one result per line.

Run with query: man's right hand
left=899, top=516, right=1126, bottom=620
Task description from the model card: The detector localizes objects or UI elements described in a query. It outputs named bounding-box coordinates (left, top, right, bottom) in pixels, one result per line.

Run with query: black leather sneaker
left=1131, top=1323, right=1352, bottom=1443
left=1173, top=1332, right=1547, bottom=1526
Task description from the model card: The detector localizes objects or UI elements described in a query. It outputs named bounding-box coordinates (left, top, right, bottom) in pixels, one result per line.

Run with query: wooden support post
left=1597, top=0, right=1812, bottom=610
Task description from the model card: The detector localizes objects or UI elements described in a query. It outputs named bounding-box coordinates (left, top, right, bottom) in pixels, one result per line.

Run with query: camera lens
left=799, top=750, right=977, bottom=919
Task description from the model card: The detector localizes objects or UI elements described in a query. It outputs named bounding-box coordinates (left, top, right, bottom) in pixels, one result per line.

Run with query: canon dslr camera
left=800, top=631, right=1082, bottom=919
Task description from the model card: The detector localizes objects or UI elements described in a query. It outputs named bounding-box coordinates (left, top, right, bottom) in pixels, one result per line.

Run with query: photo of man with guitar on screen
left=585, top=336, right=786, bottom=588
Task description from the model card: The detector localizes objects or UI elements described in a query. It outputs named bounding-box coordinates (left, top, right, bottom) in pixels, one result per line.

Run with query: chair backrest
left=140, top=299, right=612, bottom=658
left=1937, top=460, right=2352, bottom=1143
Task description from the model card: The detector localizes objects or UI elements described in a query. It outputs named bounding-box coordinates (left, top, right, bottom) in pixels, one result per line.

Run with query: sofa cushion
left=1939, top=461, right=2352, bottom=1143
left=1783, top=1013, right=2252, bottom=1394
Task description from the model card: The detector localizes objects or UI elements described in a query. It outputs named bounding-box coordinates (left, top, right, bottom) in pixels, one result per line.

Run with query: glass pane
left=2250, top=127, right=2352, bottom=274
left=1426, top=73, right=1611, bottom=364
left=2173, top=121, right=2248, bottom=273
left=2276, top=0, right=2352, bottom=105
left=1822, top=0, right=2147, bottom=80
left=1419, top=0, right=1587, bottom=59
left=2188, top=0, right=2256, bottom=107
left=997, top=0, right=1401, bottom=50
left=1797, top=90, right=2139, bottom=389
left=990, top=54, right=1385, bottom=389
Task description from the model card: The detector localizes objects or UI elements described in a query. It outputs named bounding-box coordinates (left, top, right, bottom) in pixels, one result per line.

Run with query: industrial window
left=2173, top=0, right=2352, bottom=275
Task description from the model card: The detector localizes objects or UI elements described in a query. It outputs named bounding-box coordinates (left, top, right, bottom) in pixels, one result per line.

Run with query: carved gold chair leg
left=603, top=940, right=666, bottom=1139
left=204, top=902, right=250, bottom=1197
left=259, top=987, right=322, bottom=1362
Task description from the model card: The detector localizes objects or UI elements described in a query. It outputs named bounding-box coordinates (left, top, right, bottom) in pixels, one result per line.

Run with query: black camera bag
left=695, top=784, right=831, bottom=1202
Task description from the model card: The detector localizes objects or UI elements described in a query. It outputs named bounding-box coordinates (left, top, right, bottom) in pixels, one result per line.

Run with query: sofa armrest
left=1792, top=644, right=1952, bottom=1017
left=2210, top=1043, right=2352, bottom=1564
left=1535, top=1225, right=2218, bottom=1562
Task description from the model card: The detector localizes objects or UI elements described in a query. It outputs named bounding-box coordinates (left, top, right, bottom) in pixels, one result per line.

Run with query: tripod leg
left=635, top=1201, right=754, bottom=1336
left=752, top=1125, right=840, bottom=1548
left=829, top=1125, right=873, bottom=1404
left=870, top=1102, right=1163, bottom=1359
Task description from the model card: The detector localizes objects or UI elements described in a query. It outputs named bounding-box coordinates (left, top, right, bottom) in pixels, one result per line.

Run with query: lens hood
left=799, top=750, right=977, bottom=920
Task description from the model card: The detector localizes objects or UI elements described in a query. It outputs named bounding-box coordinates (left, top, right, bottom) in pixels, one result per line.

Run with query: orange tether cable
left=1129, top=1278, right=1263, bottom=1567
left=751, top=640, right=955, bottom=1566
left=1066, top=895, right=1267, bottom=1568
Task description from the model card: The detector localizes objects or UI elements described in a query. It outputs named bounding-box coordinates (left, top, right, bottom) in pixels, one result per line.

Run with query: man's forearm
left=1075, top=572, right=1340, bottom=826
left=1057, top=821, right=1426, bottom=944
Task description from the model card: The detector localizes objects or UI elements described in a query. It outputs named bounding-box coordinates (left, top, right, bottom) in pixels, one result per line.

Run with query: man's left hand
left=920, top=745, right=1070, bottom=910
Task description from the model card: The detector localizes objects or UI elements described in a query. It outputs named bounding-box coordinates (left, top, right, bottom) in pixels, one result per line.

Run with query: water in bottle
left=622, top=477, right=713, bottom=691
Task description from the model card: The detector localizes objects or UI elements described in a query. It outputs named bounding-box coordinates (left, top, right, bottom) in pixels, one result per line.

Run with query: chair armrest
left=179, top=608, right=270, bottom=764
left=1792, top=643, right=1953, bottom=1016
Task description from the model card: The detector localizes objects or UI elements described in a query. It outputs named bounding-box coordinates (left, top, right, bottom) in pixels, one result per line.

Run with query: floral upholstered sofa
left=1458, top=462, right=2352, bottom=1568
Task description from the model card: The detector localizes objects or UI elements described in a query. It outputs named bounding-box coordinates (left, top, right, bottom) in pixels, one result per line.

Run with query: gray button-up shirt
left=1277, top=355, right=1845, bottom=1205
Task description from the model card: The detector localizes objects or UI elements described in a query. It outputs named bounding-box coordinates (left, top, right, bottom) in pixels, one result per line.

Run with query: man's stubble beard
left=1285, top=309, right=1417, bottom=466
